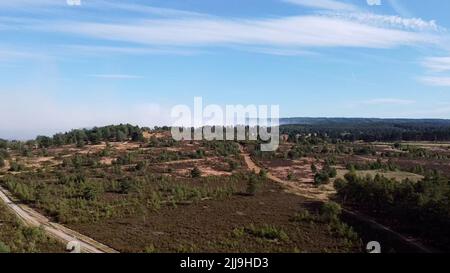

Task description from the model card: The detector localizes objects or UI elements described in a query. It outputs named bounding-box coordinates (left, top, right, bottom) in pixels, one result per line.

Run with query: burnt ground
left=69, top=182, right=360, bottom=253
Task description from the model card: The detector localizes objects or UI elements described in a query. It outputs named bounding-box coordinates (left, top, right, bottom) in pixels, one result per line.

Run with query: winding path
left=239, top=144, right=435, bottom=253
left=0, top=185, right=119, bottom=253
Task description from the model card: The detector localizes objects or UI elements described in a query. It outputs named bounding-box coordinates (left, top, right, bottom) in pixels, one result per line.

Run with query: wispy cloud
left=64, top=44, right=199, bottom=56
left=422, top=57, right=450, bottom=72
left=89, top=74, right=143, bottom=79
left=241, top=47, right=316, bottom=56
left=361, top=98, right=416, bottom=105
left=1, top=0, right=446, bottom=57
left=0, top=48, right=45, bottom=61
left=328, top=12, right=443, bottom=32
left=419, top=57, right=450, bottom=87
left=42, top=15, right=438, bottom=50
left=282, top=0, right=357, bottom=11
left=419, top=76, right=450, bottom=87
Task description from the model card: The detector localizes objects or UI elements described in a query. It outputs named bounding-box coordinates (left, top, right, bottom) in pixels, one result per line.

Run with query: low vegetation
left=0, top=203, right=63, bottom=253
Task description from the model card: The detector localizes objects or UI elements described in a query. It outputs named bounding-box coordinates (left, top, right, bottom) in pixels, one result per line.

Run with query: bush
left=83, top=184, right=100, bottom=200
left=287, top=173, right=294, bottom=181
left=0, top=241, right=10, bottom=253
left=144, top=244, right=157, bottom=253
left=246, top=175, right=263, bottom=196
left=314, top=172, right=330, bottom=186
left=0, top=157, right=5, bottom=168
left=291, top=208, right=311, bottom=222
left=333, top=178, right=347, bottom=192
left=135, top=161, right=147, bottom=171
left=119, top=178, right=134, bottom=194
left=320, top=202, right=342, bottom=223
left=323, top=165, right=337, bottom=178
left=227, top=160, right=239, bottom=171
left=232, top=227, right=245, bottom=238
left=190, top=167, right=202, bottom=178
left=8, top=161, right=25, bottom=172
left=331, top=221, right=358, bottom=242
left=259, top=169, right=268, bottom=178
left=245, top=224, right=289, bottom=241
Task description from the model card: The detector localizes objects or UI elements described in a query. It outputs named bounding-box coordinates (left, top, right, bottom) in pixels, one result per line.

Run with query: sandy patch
left=100, top=157, right=114, bottom=165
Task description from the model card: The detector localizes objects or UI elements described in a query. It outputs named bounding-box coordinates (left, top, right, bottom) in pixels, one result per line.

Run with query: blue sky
left=1, top=0, right=450, bottom=139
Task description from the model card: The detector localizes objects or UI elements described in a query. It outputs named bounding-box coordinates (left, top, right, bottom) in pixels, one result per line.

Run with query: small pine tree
left=314, top=172, right=330, bottom=186
left=259, top=169, right=268, bottom=178
left=191, top=167, right=202, bottom=178
left=287, top=173, right=294, bottom=181
left=246, top=175, right=263, bottom=196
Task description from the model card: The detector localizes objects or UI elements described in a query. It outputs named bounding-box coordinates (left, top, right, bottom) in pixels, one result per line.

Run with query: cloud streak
left=362, top=98, right=416, bottom=105
left=282, top=0, right=357, bottom=11
left=88, top=74, right=143, bottom=79
left=329, top=12, right=443, bottom=31
left=41, top=15, right=438, bottom=50
left=422, top=57, right=450, bottom=72
left=419, top=76, right=450, bottom=87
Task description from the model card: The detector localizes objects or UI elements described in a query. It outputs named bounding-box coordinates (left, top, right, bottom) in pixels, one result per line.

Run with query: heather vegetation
left=1, top=120, right=450, bottom=253
left=0, top=203, right=63, bottom=253
left=0, top=171, right=246, bottom=224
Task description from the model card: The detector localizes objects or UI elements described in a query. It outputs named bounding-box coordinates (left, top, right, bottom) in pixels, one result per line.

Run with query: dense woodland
left=334, top=172, right=450, bottom=251
left=280, top=118, right=450, bottom=142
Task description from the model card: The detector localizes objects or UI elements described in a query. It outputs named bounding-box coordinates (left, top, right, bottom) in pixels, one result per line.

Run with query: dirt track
left=0, top=185, right=119, bottom=253
left=240, top=146, right=329, bottom=201
left=239, top=144, right=434, bottom=253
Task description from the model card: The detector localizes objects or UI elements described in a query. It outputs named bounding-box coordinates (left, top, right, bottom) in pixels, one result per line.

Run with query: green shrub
left=291, top=208, right=311, bottom=222
left=287, top=173, right=294, bottom=181
left=190, top=167, right=202, bottom=178
left=144, top=244, right=157, bottom=253
left=314, top=172, right=330, bottom=186
left=331, top=221, right=358, bottom=242
left=246, top=175, right=263, bottom=196
left=245, top=224, right=289, bottom=241
left=8, top=161, right=25, bottom=172
left=258, top=169, right=268, bottom=178
left=228, top=160, right=239, bottom=171
left=0, top=241, right=10, bottom=253
left=83, top=184, right=100, bottom=200
left=333, top=178, right=347, bottom=192
left=119, top=178, right=134, bottom=194
left=320, top=202, right=342, bottom=223
left=135, top=161, right=147, bottom=171
left=323, top=165, right=337, bottom=178
left=232, top=227, right=245, bottom=238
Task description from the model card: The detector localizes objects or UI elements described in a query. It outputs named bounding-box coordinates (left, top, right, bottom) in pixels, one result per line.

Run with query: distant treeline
left=280, top=118, right=450, bottom=142
left=0, top=124, right=145, bottom=149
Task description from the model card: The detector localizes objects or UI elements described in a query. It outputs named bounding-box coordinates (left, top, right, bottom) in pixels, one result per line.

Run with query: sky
left=1, top=0, right=450, bottom=139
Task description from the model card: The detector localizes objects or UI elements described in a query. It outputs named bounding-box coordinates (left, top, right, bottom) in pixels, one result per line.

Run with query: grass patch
left=245, top=224, right=289, bottom=241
